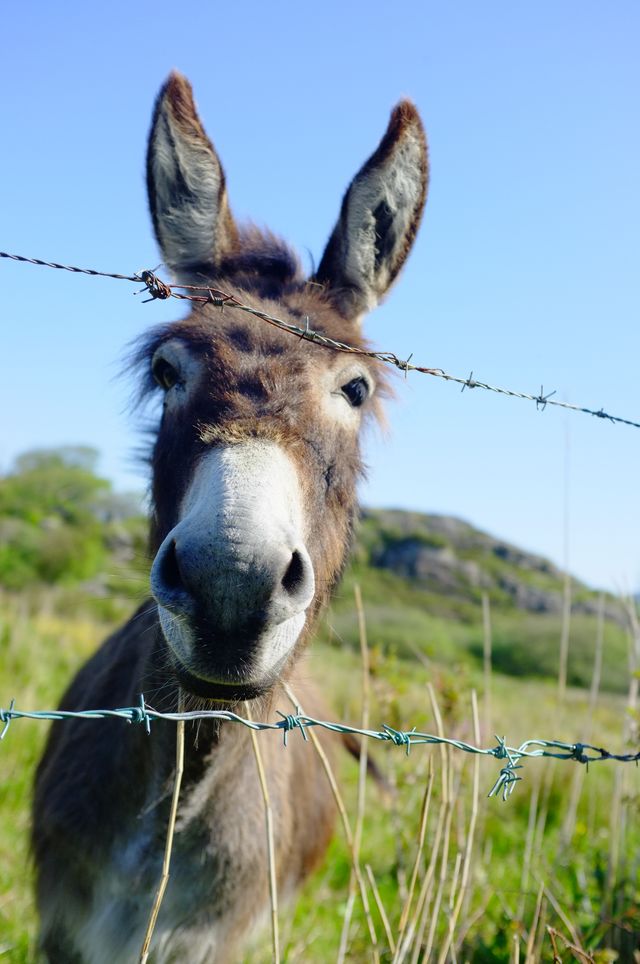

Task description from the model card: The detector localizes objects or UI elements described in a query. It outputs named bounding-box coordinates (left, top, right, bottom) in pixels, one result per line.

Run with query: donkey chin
left=155, top=603, right=308, bottom=702
left=150, top=441, right=315, bottom=702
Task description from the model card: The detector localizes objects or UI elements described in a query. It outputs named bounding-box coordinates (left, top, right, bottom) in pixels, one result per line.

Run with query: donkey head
left=142, top=72, right=428, bottom=702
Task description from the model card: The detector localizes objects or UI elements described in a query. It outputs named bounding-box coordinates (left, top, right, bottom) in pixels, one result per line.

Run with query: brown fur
left=32, top=71, right=428, bottom=962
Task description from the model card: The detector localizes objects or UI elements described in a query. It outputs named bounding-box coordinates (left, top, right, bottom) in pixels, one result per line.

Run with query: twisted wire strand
left=0, top=250, right=139, bottom=282
left=1, top=699, right=638, bottom=802
left=2, top=251, right=639, bottom=430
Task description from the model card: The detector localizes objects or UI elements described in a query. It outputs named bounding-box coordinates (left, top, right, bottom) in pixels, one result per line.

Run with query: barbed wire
left=1, top=697, right=638, bottom=801
left=2, top=249, right=639, bottom=430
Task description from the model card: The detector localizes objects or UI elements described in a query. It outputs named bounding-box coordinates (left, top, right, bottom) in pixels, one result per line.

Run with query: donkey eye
left=341, top=377, right=369, bottom=407
left=152, top=357, right=180, bottom=391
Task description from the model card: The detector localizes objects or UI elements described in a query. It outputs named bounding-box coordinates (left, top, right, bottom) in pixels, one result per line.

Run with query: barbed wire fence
left=1, top=697, right=639, bottom=802
left=2, top=688, right=639, bottom=962
left=2, top=247, right=640, bottom=960
left=2, top=249, right=639, bottom=430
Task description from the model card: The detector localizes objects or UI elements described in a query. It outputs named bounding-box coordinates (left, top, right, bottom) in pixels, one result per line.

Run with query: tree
left=0, top=447, right=111, bottom=587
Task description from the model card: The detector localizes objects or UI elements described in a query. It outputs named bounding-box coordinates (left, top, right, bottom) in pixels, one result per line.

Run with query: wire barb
left=0, top=699, right=15, bottom=741
left=127, top=692, right=152, bottom=733
left=136, top=270, right=172, bottom=302
left=488, top=764, right=523, bottom=801
left=381, top=724, right=415, bottom=755
left=276, top=710, right=308, bottom=746
left=535, top=385, right=556, bottom=411
left=461, top=371, right=477, bottom=392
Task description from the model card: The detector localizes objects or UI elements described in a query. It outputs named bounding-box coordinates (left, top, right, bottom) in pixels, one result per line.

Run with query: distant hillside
left=357, top=509, right=620, bottom=622
left=322, top=508, right=631, bottom=694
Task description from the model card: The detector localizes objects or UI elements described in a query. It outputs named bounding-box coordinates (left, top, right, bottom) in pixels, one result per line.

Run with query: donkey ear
left=314, top=101, right=428, bottom=322
left=146, top=71, right=238, bottom=280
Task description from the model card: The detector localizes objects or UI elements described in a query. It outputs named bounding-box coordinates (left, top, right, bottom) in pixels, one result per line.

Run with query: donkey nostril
left=281, top=550, right=305, bottom=595
left=159, top=539, right=184, bottom=592
left=151, top=535, right=197, bottom=619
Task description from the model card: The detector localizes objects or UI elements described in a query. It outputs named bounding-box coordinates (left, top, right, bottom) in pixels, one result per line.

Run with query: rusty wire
left=2, top=249, right=639, bottom=430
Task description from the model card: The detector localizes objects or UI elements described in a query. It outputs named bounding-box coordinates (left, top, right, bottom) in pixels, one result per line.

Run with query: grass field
left=1, top=583, right=638, bottom=963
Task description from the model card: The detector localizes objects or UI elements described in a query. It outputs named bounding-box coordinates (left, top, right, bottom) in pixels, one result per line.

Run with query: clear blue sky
left=1, top=1, right=638, bottom=592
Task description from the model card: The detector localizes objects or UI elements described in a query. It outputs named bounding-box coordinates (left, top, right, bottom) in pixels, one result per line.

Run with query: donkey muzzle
left=150, top=441, right=314, bottom=694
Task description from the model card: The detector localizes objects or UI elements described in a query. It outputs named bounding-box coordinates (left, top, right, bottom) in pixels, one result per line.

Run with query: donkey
left=32, top=71, right=428, bottom=963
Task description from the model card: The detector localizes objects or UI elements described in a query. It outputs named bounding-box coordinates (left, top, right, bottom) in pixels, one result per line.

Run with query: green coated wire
left=1, top=696, right=638, bottom=801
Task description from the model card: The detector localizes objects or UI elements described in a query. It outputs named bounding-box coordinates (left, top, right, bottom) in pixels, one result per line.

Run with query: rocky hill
left=320, top=508, right=631, bottom=694
left=357, top=509, right=619, bottom=622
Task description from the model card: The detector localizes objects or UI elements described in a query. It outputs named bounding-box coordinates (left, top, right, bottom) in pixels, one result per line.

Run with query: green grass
left=0, top=588, right=638, bottom=962
left=0, top=595, right=112, bottom=961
